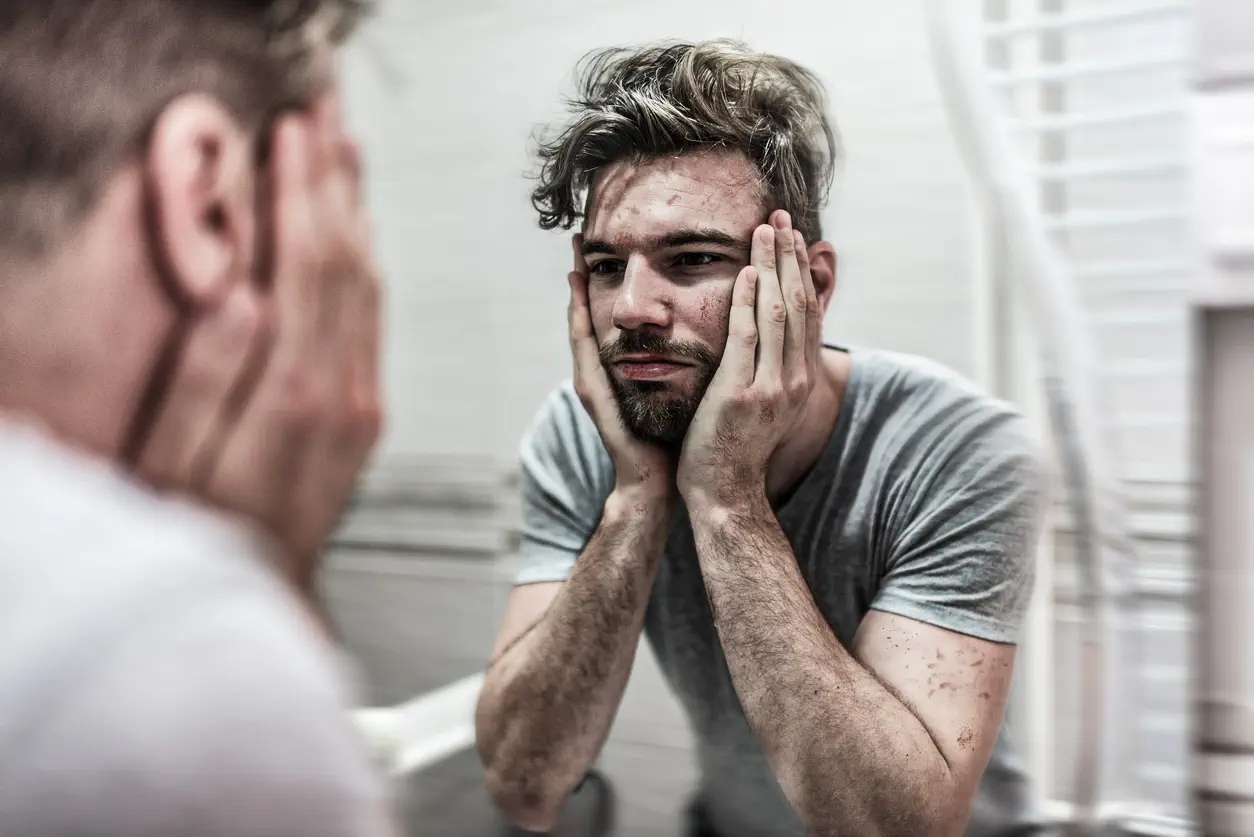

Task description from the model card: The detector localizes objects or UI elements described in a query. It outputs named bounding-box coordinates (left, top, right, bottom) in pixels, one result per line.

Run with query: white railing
left=927, top=0, right=1195, bottom=832
left=989, top=52, right=1186, bottom=87
left=983, top=1, right=1188, bottom=39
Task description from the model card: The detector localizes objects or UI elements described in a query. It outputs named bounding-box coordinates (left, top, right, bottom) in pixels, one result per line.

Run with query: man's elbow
left=482, top=766, right=569, bottom=832
left=841, top=805, right=965, bottom=837
left=804, top=774, right=968, bottom=837
left=474, top=701, right=570, bottom=831
left=879, top=786, right=970, bottom=837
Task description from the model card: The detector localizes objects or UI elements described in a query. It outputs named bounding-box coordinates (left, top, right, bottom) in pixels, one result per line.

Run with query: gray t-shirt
left=515, top=347, right=1050, bottom=837
left=0, top=420, right=397, bottom=837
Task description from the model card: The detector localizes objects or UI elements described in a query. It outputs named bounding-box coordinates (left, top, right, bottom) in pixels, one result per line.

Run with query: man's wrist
left=681, top=482, right=769, bottom=522
left=605, top=482, right=676, bottom=523
left=684, top=488, right=777, bottom=582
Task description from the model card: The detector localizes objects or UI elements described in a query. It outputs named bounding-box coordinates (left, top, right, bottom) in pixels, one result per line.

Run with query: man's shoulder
left=0, top=421, right=335, bottom=719
left=521, top=380, right=610, bottom=468
left=854, top=348, right=1033, bottom=433
left=848, top=348, right=1047, bottom=478
left=5, top=578, right=384, bottom=837
left=0, top=419, right=284, bottom=607
left=853, top=348, right=1001, bottom=409
left=529, top=379, right=590, bottom=433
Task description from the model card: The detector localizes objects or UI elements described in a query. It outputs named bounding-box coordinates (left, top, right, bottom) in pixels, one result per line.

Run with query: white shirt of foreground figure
left=0, top=420, right=398, bottom=837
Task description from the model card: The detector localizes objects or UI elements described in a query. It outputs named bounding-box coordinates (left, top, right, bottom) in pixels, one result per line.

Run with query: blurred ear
left=143, top=94, right=257, bottom=306
left=808, top=241, right=837, bottom=314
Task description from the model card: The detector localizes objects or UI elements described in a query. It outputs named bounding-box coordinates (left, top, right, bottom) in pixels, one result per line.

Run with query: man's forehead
left=583, top=150, right=767, bottom=247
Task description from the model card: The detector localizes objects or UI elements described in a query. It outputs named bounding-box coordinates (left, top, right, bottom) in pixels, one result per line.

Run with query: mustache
left=599, top=330, right=719, bottom=367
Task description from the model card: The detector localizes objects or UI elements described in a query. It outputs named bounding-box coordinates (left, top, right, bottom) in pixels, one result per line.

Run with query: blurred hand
left=567, top=234, right=674, bottom=502
left=135, top=96, right=384, bottom=589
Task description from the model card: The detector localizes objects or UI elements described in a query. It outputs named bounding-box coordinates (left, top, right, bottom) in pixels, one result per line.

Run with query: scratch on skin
left=957, top=727, right=975, bottom=751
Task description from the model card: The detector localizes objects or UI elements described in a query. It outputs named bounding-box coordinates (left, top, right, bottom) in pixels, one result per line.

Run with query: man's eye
left=589, top=260, right=624, bottom=276
left=677, top=253, right=720, bottom=268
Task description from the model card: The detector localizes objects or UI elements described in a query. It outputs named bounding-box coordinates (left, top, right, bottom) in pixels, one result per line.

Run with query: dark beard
left=599, top=330, right=719, bottom=448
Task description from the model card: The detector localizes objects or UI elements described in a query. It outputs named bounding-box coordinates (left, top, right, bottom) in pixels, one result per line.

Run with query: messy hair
left=531, top=39, right=840, bottom=243
left=0, top=0, right=374, bottom=259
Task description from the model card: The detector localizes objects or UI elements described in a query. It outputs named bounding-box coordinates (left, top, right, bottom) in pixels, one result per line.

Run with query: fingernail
left=760, top=225, right=775, bottom=245
left=774, top=211, right=791, bottom=230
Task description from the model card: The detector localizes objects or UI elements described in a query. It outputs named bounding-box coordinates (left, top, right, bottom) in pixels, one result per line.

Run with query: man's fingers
left=572, top=233, right=589, bottom=273
left=772, top=212, right=807, bottom=377
left=796, top=230, right=820, bottom=376
left=134, top=286, right=264, bottom=489
left=568, top=269, right=607, bottom=376
left=287, top=97, right=378, bottom=556
left=567, top=270, right=591, bottom=344
left=567, top=269, right=600, bottom=376
left=270, top=115, right=319, bottom=338
left=567, top=267, right=622, bottom=427
left=718, top=264, right=759, bottom=388
left=195, top=115, right=320, bottom=525
left=751, top=224, right=785, bottom=385
left=353, top=264, right=383, bottom=427
left=568, top=235, right=595, bottom=364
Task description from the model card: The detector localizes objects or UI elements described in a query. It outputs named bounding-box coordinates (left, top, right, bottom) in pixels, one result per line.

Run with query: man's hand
left=567, top=234, right=674, bottom=502
left=677, top=210, right=819, bottom=507
left=134, top=96, right=383, bottom=586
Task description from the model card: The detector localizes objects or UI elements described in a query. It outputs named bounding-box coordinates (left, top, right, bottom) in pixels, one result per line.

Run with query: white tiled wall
left=339, top=0, right=984, bottom=465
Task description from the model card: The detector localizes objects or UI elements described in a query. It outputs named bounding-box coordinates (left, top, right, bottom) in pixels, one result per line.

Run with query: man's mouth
left=613, top=354, right=693, bottom=380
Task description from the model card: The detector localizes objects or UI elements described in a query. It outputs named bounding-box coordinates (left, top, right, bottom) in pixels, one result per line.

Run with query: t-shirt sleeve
left=870, top=399, right=1050, bottom=645
left=514, top=382, right=616, bottom=586
left=12, top=583, right=400, bottom=837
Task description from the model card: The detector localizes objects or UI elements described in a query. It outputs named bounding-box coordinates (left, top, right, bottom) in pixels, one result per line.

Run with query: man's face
left=581, top=149, right=766, bottom=447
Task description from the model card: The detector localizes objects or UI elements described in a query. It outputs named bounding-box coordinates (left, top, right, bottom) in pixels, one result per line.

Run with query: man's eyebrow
left=580, top=228, right=752, bottom=257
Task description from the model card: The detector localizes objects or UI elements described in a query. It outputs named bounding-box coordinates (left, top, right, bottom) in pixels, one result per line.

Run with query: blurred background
left=316, top=0, right=1252, bottom=834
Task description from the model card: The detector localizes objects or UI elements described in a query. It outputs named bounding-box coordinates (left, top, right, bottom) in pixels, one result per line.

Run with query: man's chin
left=606, top=361, right=714, bottom=446
left=614, top=391, right=698, bottom=448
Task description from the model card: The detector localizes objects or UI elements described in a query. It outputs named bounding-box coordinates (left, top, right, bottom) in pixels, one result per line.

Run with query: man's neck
left=764, top=346, right=851, bottom=504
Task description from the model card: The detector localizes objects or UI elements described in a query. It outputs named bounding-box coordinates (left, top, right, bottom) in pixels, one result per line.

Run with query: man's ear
left=807, top=240, right=838, bottom=315
left=143, top=94, right=257, bottom=307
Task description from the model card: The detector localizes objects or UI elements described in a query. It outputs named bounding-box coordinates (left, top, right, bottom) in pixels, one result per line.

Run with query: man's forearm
left=476, top=487, right=671, bottom=827
left=687, top=495, right=959, bottom=837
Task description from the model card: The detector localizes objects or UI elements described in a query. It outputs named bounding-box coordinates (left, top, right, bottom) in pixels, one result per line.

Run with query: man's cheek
left=699, top=295, right=714, bottom=326
left=587, top=292, right=613, bottom=342
left=696, top=291, right=732, bottom=328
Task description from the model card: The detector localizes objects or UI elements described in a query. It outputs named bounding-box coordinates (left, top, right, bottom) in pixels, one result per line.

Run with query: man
left=0, top=3, right=398, bottom=835
left=476, top=40, right=1050, bottom=837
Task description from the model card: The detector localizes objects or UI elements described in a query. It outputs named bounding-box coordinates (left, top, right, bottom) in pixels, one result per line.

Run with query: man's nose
left=611, top=256, right=673, bottom=332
